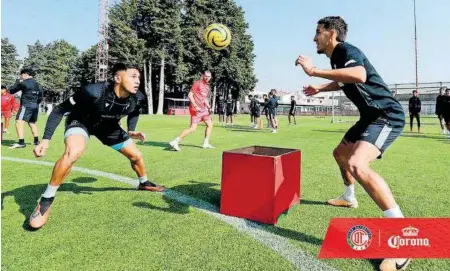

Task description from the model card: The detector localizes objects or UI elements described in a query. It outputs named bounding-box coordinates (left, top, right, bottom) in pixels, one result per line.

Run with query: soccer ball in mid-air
left=204, top=23, right=231, bottom=50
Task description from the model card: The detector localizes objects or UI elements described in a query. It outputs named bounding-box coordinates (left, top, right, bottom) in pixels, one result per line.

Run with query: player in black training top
left=443, top=88, right=450, bottom=138
left=248, top=94, right=261, bottom=128
left=8, top=68, right=43, bottom=148
left=262, top=94, right=270, bottom=128
left=29, top=63, right=164, bottom=230
left=296, top=16, right=409, bottom=271
left=225, top=94, right=235, bottom=126
left=216, top=95, right=226, bottom=125
left=288, top=95, right=297, bottom=125
left=408, top=90, right=421, bottom=133
left=435, top=87, right=447, bottom=134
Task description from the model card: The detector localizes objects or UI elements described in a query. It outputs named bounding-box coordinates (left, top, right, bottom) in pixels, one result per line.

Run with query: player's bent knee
left=346, top=158, right=368, bottom=179
left=128, top=151, right=143, bottom=163
left=63, top=147, right=84, bottom=164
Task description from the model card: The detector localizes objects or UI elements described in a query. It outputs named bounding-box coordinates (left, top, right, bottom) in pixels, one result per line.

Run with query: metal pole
left=331, top=91, right=335, bottom=123
left=413, top=0, right=419, bottom=92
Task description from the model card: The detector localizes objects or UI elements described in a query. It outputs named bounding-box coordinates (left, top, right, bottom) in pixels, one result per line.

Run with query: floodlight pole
left=413, top=0, right=419, bottom=92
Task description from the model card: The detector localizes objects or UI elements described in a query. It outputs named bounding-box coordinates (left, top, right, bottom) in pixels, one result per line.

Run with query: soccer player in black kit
left=435, top=87, right=447, bottom=134
left=408, top=90, right=421, bottom=133
left=216, top=95, right=226, bottom=125
left=30, top=63, right=164, bottom=230
left=288, top=95, right=297, bottom=125
left=9, top=68, right=43, bottom=148
left=296, top=16, right=409, bottom=271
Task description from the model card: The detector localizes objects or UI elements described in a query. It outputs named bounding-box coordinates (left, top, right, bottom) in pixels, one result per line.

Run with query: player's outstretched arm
left=303, top=82, right=341, bottom=96
left=311, top=67, right=366, bottom=84
left=296, top=55, right=366, bottom=84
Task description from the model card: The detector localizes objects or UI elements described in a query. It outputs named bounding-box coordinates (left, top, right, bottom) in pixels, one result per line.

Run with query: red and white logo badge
left=347, top=225, right=372, bottom=251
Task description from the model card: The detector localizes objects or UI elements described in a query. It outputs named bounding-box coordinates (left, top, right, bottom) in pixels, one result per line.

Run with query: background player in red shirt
left=169, top=71, right=214, bottom=151
left=1, top=85, right=18, bottom=133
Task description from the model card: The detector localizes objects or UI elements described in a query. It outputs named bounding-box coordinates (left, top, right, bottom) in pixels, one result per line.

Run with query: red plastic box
left=220, top=146, right=301, bottom=224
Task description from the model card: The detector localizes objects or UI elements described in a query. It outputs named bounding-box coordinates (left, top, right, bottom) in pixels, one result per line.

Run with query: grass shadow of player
left=300, top=199, right=327, bottom=205
left=133, top=181, right=221, bottom=215
left=400, top=133, right=449, bottom=140
left=1, top=139, right=17, bottom=147
left=138, top=140, right=205, bottom=151
left=169, top=180, right=221, bottom=207
left=137, top=140, right=173, bottom=151
left=311, top=129, right=347, bottom=134
left=229, top=129, right=264, bottom=133
left=1, top=177, right=134, bottom=231
left=132, top=197, right=190, bottom=214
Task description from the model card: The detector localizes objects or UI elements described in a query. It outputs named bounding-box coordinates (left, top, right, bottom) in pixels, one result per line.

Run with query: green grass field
left=2, top=114, right=449, bottom=271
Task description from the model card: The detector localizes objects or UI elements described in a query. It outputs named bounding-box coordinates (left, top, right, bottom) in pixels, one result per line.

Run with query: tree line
left=1, top=0, right=256, bottom=114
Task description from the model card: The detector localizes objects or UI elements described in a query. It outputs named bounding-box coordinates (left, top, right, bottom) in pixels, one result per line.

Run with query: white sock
left=174, top=137, right=181, bottom=143
left=138, top=176, right=148, bottom=184
left=42, top=184, right=60, bottom=198
left=343, top=184, right=355, bottom=200
left=383, top=205, right=404, bottom=218
left=204, top=137, right=210, bottom=145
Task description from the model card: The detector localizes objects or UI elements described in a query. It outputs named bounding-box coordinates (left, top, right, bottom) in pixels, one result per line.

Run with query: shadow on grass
left=1, top=176, right=134, bottom=231
left=138, top=140, right=204, bottom=151
left=133, top=180, right=330, bottom=248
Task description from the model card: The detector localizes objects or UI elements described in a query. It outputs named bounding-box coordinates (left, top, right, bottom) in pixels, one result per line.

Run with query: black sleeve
left=408, top=98, right=413, bottom=111
left=42, top=87, right=93, bottom=140
left=338, top=45, right=365, bottom=68
left=418, top=98, right=421, bottom=112
left=37, top=84, right=44, bottom=104
left=127, top=111, right=139, bottom=131
left=8, top=80, right=24, bottom=94
left=127, top=92, right=145, bottom=131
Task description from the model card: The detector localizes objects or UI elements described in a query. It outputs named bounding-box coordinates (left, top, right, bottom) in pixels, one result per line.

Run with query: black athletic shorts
left=218, top=110, right=225, bottom=115
left=64, top=119, right=132, bottom=151
left=16, top=105, right=39, bottom=123
left=343, top=117, right=404, bottom=157
left=251, top=110, right=260, bottom=118
left=226, top=110, right=233, bottom=116
left=444, top=113, right=450, bottom=125
left=268, top=109, right=276, bottom=119
left=289, top=109, right=295, bottom=116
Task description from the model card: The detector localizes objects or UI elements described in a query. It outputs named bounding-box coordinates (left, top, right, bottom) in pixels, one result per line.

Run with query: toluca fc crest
left=388, top=226, right=430, bottom=249
left=347, top=225, right=373, bottom=251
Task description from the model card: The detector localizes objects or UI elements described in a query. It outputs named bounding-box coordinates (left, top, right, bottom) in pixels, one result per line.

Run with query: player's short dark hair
left=111, top=62, right=141, bottom=75
left=318, top=16, right=348, bottom=42
left=413, top=90, right=418, bottom=94
left=20, top=68, right=35, bottom=76
left=291, top=95, right=295, bottom=98
left=248, top=94, right=253, bottom=98
left=1, top=85, right=6, bottom=89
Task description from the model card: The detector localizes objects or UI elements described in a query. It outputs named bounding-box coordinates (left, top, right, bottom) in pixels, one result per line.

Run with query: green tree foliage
left=1, top=38, right=21, bottom=86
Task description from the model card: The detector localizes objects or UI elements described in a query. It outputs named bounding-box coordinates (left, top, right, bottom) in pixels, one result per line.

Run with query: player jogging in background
left=30, top=63, right=164, bottom=230
left=296, top=16, right=408, bottom=271
left=169, top=70, right=215, bottom=151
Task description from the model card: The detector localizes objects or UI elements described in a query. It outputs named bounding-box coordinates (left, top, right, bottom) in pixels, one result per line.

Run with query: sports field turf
left=2, top=114, right=449, bottom=270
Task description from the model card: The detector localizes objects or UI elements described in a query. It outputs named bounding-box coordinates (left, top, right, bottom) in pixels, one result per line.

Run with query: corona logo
left=388, top=226, right=430, bottom=249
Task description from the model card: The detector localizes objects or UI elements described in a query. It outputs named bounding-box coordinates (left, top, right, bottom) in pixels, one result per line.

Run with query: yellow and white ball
left=204, top=23, right=231, bottom=50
